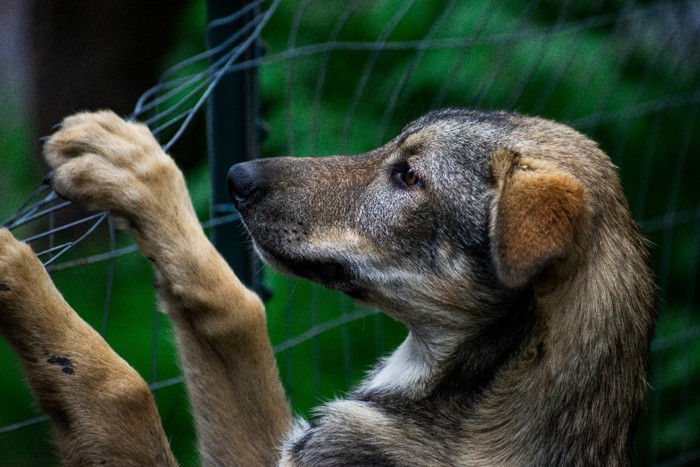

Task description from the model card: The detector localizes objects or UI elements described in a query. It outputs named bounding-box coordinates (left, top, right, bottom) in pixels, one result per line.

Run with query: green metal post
left=207, top=0, right=262, bottom=290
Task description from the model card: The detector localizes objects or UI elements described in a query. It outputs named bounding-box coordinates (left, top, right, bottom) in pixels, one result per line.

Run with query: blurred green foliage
left=0, top=0, right=698, bottom=465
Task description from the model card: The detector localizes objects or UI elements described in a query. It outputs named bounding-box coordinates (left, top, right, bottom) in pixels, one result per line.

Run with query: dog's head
left=229, top=109, right=609, bottom=328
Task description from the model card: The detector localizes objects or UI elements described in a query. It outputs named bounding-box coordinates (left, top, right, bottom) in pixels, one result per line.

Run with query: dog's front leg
left=44, top=111, right=292, bottom=466
left=0, top=229, right=177, bottom=465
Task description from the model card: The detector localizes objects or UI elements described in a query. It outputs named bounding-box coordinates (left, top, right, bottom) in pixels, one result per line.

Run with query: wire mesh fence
left=0, top=0, right=698, bottom=465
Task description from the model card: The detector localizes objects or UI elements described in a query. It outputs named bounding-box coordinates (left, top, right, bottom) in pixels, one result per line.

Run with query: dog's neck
left=355, top=217, right=654, bottom=464
left=489, top=220, right=654, bottom=463
left=358, top=290, right=535, bottom=400
left=471, top=226, right=654, bottom=464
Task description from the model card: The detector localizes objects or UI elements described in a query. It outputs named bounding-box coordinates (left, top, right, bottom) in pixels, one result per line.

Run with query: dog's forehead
left=395, top=110, right=515, bottom=183
left=398, top=109, right=514, bottom=153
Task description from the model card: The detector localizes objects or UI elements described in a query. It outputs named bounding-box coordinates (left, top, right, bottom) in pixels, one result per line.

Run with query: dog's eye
left=393, top=165, right=423, bottom=189
left=404, top=167, right=420, bottom=186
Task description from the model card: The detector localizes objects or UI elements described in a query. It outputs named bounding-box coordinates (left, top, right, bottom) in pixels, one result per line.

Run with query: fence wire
left=0, top=0, right=698, bottom=465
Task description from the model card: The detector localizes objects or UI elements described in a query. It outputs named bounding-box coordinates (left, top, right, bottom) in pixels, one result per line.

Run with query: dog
left=0, top=109, right=656, bottom=466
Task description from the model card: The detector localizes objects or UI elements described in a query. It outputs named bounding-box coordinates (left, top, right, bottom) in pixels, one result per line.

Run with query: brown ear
left=491, top=150, right=588, bottom=289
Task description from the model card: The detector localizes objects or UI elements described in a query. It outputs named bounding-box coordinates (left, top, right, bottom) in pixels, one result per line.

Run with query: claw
left=51, top=122, right=63, bottom=132
left=42, top=171, right=56, bottom=186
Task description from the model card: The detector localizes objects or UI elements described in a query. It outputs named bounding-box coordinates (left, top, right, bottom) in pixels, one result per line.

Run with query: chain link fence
left=0, top=0, right=698, bottom=465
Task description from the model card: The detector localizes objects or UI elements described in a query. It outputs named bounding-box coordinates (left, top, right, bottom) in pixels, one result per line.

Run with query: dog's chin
left=253, top=243, right=367, bottom=299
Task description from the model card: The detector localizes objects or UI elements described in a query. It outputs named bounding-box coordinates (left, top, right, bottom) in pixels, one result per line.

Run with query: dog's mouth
left=254, top=243, right=366, bottom=299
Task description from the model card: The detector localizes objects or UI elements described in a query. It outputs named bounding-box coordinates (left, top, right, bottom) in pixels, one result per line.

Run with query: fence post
left=206, top=0, right=263, bottom=291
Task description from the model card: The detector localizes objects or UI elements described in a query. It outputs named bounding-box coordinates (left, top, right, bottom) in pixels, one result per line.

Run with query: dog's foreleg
left=44, top=111, right=292, bottom=466
left=0, top=229, right=177, bottom=465
left=147, top=222, right=291, bottom=466
left=130, top=203, right=292, bottom=465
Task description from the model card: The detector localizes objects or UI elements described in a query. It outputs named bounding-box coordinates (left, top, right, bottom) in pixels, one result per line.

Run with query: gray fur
left=229, top=108, right=657, bottom=466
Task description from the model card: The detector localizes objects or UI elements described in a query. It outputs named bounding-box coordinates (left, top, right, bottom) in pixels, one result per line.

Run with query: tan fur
left=0, top=229, right=177, bottom=465
left=491, top=149, right=590, bottom=288
left=1, top=112, right=290, bottom=465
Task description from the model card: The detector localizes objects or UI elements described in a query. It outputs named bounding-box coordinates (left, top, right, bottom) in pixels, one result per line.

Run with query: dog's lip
left=253, top=243, right=295, bottom=275
left=253, top=242, right=363, bottom=295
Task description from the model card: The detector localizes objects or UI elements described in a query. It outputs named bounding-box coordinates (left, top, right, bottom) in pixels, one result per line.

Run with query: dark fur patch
left=47, top=356, right=75, bottom=375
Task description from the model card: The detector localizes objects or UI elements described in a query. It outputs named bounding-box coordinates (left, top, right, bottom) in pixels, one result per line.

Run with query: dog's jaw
left=252, top=241, right=369, bottom=300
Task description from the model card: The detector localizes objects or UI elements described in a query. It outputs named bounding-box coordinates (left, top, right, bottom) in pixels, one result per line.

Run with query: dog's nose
left=228, top=161, right=261, bottom=203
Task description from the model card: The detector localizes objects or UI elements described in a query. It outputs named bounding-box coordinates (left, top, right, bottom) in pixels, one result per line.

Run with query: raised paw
left=43, top=111, right=187, bottom=225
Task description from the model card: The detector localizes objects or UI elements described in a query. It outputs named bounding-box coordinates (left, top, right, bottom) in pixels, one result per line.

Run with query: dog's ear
left=490, top=148, right=589, bottom=289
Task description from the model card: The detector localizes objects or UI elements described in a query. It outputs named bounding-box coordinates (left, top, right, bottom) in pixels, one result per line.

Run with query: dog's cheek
left=378, top=202, right=441, bottom=267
